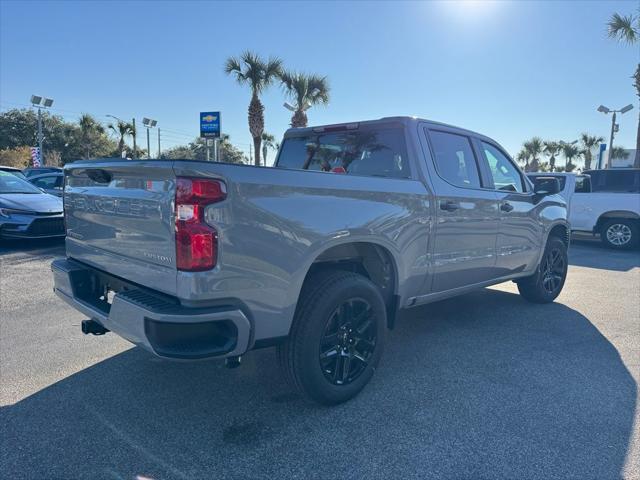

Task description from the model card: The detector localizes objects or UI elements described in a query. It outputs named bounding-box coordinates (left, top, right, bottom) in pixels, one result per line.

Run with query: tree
left=543, top=140, right=561, bottom=172
left=579, top=133, right=605, bottom=170
left=516, top=148, right=530, bottom=170
left=0, top=108, right=116, bottom=165
left=610, top=146, right=630, bottom=161
left=161, top=136, right=248, bottom=165
left=108, top=120, right=134, bottom=156
left=523, top=137, right=543, bottom=172
left=607, top=11, right=640, bottom=167
left=224, top=51, right=282, bottom=166
left=0, top=146, right=31, bottom=168
left=279, top=70, right=330, bottom=128
left=561, top=143, right=580, bottom=172
left=79, top=113, right=106, bottom=159
left=261, top=132, right=278, bottom=166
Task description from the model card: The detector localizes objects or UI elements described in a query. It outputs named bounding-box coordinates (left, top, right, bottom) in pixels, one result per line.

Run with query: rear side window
left=574, top=175, right=591, bottom=193
left=428, top=130, right=481, bottom=189
left=590, top=170, right=639, bottom=193
left=276, top=127, right=410, bottom=179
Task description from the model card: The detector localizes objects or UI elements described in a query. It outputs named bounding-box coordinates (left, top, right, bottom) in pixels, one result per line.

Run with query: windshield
left=0, top=170, right=43, bottom=194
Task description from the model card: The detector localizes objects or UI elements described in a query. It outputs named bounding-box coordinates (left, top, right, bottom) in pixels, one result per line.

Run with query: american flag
left=30, top=147, right=41, bottom=167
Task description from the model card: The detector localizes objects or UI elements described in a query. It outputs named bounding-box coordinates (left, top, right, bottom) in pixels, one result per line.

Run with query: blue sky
left=0, top=0, right=637, bottom=163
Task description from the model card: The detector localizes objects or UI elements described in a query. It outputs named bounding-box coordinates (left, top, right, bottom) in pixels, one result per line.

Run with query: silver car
left=0, top=171, right=65, bottom=239
left=28, top=172, right=64, bottom=197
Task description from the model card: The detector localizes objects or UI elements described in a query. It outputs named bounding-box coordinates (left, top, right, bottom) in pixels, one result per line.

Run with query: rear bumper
left=51, top=258, right=251, bottom=360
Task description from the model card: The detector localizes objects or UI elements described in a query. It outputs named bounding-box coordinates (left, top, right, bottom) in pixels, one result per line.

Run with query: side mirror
left=533, top=177, right=561, bottom=196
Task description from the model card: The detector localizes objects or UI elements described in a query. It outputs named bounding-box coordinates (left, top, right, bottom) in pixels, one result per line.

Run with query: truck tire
left=517, top=236, right=568, bottom=304
left=277, top=270, right=387, bottom=405
left=600, top=218, right=638, bottom=250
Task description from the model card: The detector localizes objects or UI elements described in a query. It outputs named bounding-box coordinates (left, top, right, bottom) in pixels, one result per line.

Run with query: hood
left=0, top=193, right=63, bottom=213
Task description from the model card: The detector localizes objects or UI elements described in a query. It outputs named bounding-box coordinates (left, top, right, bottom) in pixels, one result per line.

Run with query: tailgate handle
left=86, top=169, right=113, bottom=184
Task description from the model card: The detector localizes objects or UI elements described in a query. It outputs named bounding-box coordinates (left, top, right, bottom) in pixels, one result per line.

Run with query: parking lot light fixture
left=30, top=95, right=54, bottom=166
left=142, top=118, right=157, bottom=159
left=597, top=104, right=635, bottom=168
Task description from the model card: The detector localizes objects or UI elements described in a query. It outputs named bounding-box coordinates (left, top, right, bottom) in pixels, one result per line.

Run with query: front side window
left=428, top=130, right=481, bottom=189
left=481, top=142, right=524, bottom=193
left=276, top=127, right=410, bottom=179
left=32, top=176, right=58, bottom=189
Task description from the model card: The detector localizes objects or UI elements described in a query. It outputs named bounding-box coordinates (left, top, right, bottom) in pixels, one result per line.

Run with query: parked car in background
left=28, top=172, right=64, bottom=197
left=53, top=117, right=569, bottom=405
left=0, top=165, right=27, bottom=180
left=22, top=166, right=63, bottom=178
left=527, top=169, right=640, bottom=249
left=0, top=171, right=65, bottom=239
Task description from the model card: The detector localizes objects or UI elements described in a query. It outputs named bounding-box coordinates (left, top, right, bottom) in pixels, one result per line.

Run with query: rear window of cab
left=275, top=127, right=411, bottom=179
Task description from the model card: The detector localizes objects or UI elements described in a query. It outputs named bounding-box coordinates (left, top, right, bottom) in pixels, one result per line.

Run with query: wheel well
left=548, top=224, right=570, bottom=246
left=595, top=211, right=640, bottom=232
left=303, top=242, right=399, bottom=329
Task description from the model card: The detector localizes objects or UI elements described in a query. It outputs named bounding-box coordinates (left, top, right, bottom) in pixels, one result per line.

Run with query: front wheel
left=517, top=236, right=568, bottom=303
left=277, top=270, right=387, bottom=405
left=600, top=219, right=638, bottom=250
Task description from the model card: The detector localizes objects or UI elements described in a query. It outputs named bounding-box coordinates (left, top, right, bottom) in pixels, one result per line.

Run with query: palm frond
left=607, top=12, right=638, bottom=44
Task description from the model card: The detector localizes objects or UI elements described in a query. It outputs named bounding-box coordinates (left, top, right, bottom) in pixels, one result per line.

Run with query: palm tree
left=516, top=148, right=530, bottom=170
left=261, top=132, right=279, bottom=166
left=610, top=146, right=631, bottom=162
left=224, top=51, right=282, bottom=166
left=608, top=11, right=640, bottom=167
left=279, top=71, right=330, bottom=128
left=108, top=120, right=133, bottom=156
left=542, top=140, right=561, bottom=172
left=523, top=137, right=543, bottom=172
left=579, top=133, right=605, bottom=170
left=78, top=113, right=105, bottom=159
left=561, top=143, right=580, bottom=172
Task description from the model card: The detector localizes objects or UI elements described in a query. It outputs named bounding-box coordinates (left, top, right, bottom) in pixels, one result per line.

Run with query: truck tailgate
left=64, top=160, right=178, bottom=296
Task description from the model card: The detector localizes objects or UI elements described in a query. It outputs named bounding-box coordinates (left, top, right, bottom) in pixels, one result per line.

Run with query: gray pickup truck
left=52, top=117, right=569, bottom=404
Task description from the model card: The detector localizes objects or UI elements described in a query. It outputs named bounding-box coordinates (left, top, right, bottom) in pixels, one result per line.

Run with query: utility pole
left=37, top=107, right=44, bottom=165
left=31, top=95, right=53, bottom=165
left=146, top=127, right=151, bottom=159
left=606, top=111, right=617, bottom=169
left=158, top=128, right=161, bottom=158
left=597, top=104, right=634, bottom=169
left=249, top=143, right=253, bottom=164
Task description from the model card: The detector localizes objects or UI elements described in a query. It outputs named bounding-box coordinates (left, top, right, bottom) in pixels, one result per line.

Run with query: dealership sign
left=200, top=112, right=221, bottom=138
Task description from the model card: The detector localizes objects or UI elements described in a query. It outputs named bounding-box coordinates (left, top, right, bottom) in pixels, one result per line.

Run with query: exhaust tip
left=81, top=319, right=109, bottom=336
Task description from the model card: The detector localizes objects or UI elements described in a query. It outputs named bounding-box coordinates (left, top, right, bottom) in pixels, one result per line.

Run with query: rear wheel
left=277, top=270, right=386, bottom=405
left=517, top=236, right=568, bottom=303
left=600, top=219, right=638, bottom=250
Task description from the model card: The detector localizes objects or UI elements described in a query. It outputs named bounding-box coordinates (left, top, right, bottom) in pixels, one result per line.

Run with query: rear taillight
left=175, top=177, right=226, bottom=271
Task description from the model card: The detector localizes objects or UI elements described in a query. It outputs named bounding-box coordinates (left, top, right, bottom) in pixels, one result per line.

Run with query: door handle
left=500, top=202, right=514, bottom=212
left=440, top=200, right=459, bottom=212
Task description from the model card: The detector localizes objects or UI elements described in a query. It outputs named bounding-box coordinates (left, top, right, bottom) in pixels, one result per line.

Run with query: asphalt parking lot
left=1, top=237, right=639, bottom=480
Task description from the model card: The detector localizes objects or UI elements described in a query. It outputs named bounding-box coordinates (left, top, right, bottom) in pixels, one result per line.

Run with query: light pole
left=30, top=95, right=54, bottom=166
left=142, top=118, right=157, bottom=159
left=107, top=114, right=137, bottom=159
left=597, top=104, right=634, bottom=168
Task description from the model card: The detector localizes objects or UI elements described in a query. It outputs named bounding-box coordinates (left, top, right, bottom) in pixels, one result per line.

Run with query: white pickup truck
left=528, top=169, right=640, bottom=249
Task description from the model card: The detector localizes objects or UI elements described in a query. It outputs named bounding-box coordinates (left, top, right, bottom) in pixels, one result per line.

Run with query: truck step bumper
left=52, top=258, right=251, bottom=360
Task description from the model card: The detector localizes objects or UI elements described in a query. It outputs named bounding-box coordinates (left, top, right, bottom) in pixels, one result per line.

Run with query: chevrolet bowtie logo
left=202, top=115, right=217, bottom=122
